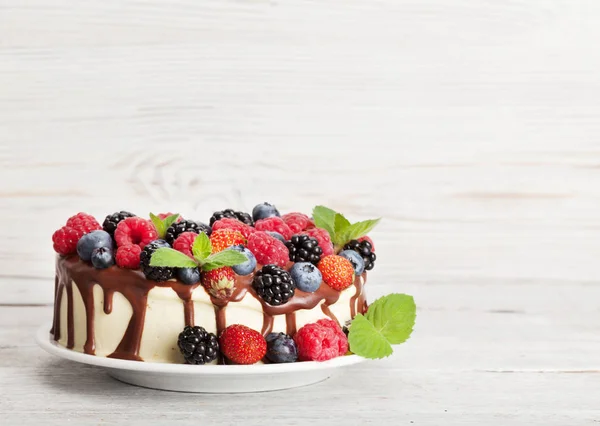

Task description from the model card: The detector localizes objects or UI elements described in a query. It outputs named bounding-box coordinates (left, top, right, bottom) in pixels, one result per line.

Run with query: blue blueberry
left=77, top=230, right=113, bottom=261
left=289, top=262, right=322, bottom=293
left=252, top=202, right=280, bottom=221
left=267, top=231, right=285, bottom=242
left=91, top=247, right=114, bottom=269
left=265, top=332, right=298, bottom=363
left=339, top=250, right=365, bottom=274
left=227, top=245, right=257, bottom=275
left=177, top=267, right=201, bottom=285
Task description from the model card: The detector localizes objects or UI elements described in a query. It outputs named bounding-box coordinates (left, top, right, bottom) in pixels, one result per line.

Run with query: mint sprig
left=312, top=205, right=380, bottom=251
left=348, top=293, right=416, bottom=359
left=149, top=213, right=180, bottom=239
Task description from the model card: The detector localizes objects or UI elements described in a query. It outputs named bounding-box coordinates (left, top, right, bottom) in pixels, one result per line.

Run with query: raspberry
left=115, top=244, right=142, bottom=269
left=294, top=319, right=347, bottom=361
left=254, top=217, right=293, bottom=240
left=211, top=218, right=255, bottom=239
left=157, top=212, right=182, bottom=221
left=318, top=255, right=355, bottom=291
left=66, top=212, right=101, bottom=234
left=247, top=231, right=289, bottom=267
left=114, top=217, right=158, bottom=249
left=358, top=235, right=375, bottom=252
left=301, top=228, right=334, bottom=257
left=282, top=213, right=313, bottom=234
left=210, top=229, right=246, bottom=253
left=173, top=232, right=198, bottom=258
left=52, top=226, right=84, bottom=255
left=219, top=324, right=267, bottom=365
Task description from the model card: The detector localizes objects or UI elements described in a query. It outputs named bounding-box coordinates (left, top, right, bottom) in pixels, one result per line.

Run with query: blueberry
left=289, top=262, right=322, bottom=293
left=177, top=267, right=201, bottom=285
left=265, top=332, right=298, bottom=363
left=252, top=202, right=280, bottom=221
left=91, top=247, right=114, bottom=269
left=228, top=245, right=257, bottom=276
left=77, top=230, right=113, bottom=261
left=339, top=250, right=365, bottom=274
left=267, top=231, right=285, bottom=242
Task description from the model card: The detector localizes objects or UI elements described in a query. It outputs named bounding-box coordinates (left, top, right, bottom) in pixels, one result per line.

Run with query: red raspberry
left=173, top=232, right=198, bottom=258
left=282, top=212, right=313, bottom=234
left=114, top=217, right=158, bottom=249
left=210, top=229, right=246, bottom=253
left=301, top=228, right=334, bottom=257
left=212, top=218, right=255, bottom=239
left=66, top=212, right=101, bottom=234
left=247, top=231, right=289, bottom=267
left=219, top=324, right=267, bottom=365
left=158, top=212, right=183, bottom=222
left=358, top=235, right=375, bottom=252
left=318, top=255, right=354, bottom=291
left=254, top=217, right=293, bottom=240
left=52, top=226, right=84, bottom=255
left=116, top=244, right=142, bottom=269
left=294, top=319, right=347, bottom=361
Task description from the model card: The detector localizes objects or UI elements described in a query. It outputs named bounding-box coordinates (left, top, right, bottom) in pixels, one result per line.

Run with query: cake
left=50, top=203, right=412, bottom=365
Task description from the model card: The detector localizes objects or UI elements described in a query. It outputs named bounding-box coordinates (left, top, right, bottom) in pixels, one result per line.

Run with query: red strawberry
left=209, top=229, right=245, bottom=253
left=219, top=324, right=267, bottom=365
left=202, top=267, right=235, bottom=299
left=212, top=218, right=255, bottom=239
left=317, top=255, right=354, bottom=291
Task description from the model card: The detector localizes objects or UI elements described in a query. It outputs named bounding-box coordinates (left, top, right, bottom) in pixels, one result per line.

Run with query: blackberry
left=102, top=211, right=136, bottom=237
left=209, top=209, right=254, bottom=226
left=253, top=264, right=296, bottom=306
left=343, top=239, right=376, bottom=271
left=140, top=239, right=174, bottom=281
left=165, top=219, right=212, bottom=245
left=285, top=234, right=323, bottom=264
left=177, top=325, right=219, bottom=365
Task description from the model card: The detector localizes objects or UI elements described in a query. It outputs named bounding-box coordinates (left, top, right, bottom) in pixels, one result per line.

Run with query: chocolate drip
left=173, top=285, right=196, bottom=327
left=285, top=312, right=297, bottom=335
left=51, top=276, right=63, bottom=341
left=103, top=289, right=114, bottom=315
left=50, top=275, right=59, bottom=335
left=66, top=281, right=74, bottom=349
left=350, top=273, right=367, bottom=317
left=261, top=312, right=274, bottom=336
left=321, top=304, right=340, bottom=325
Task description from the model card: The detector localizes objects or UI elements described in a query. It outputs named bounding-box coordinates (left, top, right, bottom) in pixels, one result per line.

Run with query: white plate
left=35, top=323, right=366, bottom=393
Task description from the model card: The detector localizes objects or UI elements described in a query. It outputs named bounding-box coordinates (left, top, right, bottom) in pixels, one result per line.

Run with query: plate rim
left=35, top=322, right=366, bottom=375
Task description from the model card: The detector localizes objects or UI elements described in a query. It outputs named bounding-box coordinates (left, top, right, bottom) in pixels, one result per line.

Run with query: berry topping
left=178, top=325, right=219, bottom=365
left=289, top=262, right=322, bottom=293
left=91, top=247, right=114, bottom=269
left=157, top=212, right=182, bottom=221
left=173, top=231, right=198, bottom=258
left=228, top=245, right=257, bottom=276
left=102, top=211, right=136, bottom=237
left=247, top=231, right=289, bottom=268
left=252, top=264, right=296, bottom=306
left=285, top=234, right=323, bottom=264
left=165, top=219, right=211, bottom=245
left=114, top=217, right=158, bottom=250
left=358, top=235, right=375, bottom=252
left=177, top=267, right=201, bottom=285
left=301, top=227, right=334, bottom=257
left=139, top=239, right=174, bottom=281
left=252, top=202, right=280, bottom=222
left=209, top=209, right=254, bottom=226
left=219, top=324, right=267, bottom=365
left=211, top=218, right=255, bottom=239
left=202, top=267, right=235, bottom=299
left=76, top=230, right=113, bottom=262
left=52, top=226, right=84, bottom=255
left=343, top=239, right=376, bottom=271
left=209, top=229, right=246, bottom=253
left=282, top=212, right=313, bottom=234
left=66, top=213, right=102, bottom=234
left=339, top=249, right=365, bottom=275
left=254, top=217, right=293, bottom=240
left=115, top=244, right=141, bottom=269
left=294, top=319, right=348, bottom=361
left=317, top=255, right=355, bottom=291
left=265, top=332, right=298, bottom=363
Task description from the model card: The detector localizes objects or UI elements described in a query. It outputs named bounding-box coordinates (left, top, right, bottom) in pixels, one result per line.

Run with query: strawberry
left=219, top=324, right=267, bottom=365
left=317, top=255, right=355, bottom=291
left=202, top=267, right=235, bottom=299
left=209, top=229, right=245, bottom=253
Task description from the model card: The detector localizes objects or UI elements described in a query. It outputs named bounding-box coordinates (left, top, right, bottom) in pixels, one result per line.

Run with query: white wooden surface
left=1, top=1, right=600, bottom=424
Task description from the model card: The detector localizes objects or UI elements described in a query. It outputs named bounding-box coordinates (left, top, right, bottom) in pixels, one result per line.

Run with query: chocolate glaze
left=52, top=255, right=368, bottom=362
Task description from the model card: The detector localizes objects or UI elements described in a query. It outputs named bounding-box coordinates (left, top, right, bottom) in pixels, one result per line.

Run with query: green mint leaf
left=192, top=233, right=212, bottom=262
left=150, top=248, right=198, bottom=268
left=348, top=314, right=394, bottom=359
left=162, top=214, right=180, bottom=230
left=149, top=213, right=167, bottom=239
left=202, top=250, right=248, bottom=272
left=340, top=218, right=381, bottom=244
left=332, top=213, right=352, bottom=246
left=312, top=205, right=337, bottom=238
left=365, top=293, right=416, bottom=344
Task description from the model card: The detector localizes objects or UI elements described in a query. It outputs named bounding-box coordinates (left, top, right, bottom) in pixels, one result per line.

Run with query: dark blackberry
left=140, top=239, right=174, bottom=281
left=165, top=219, right=212, bottom=245
left=285, top=234, right=323, bottom=264
left=102, top=211, right=136, bottom=237
left=253, top=264, right=296, bottom=306
left=209, top=209, right=254, bottom=226
left=343, top=239, right=376, bottom=271
left=177, top=325, right=219, bottom=365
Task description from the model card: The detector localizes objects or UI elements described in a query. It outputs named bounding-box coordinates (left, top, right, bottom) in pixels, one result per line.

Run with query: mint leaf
left=333, top=213, right=352, bottom=246
left=150, top=248, right=198, bottom=268
left=312, top=206, right=337, bottom=238
left=340, top=218, right=381, bottom=244
left=149, top=213, right=180, bottom=239
left=365, top=293, right=416, bottom=344
left=203, top=250, right=248, bottom=272
left=192, top=233, right=212, bottom=262
left=348, top=314, right=394, bottom=359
